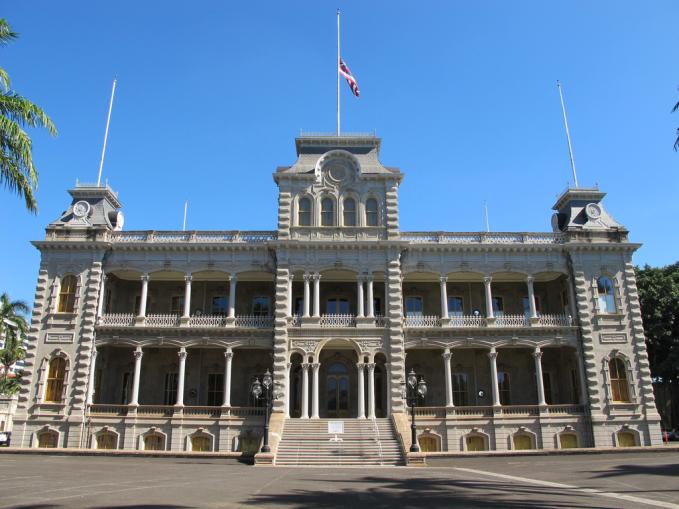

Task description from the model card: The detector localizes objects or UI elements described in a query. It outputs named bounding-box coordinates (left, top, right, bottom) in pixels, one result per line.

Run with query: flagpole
left=96, top=78, right=117, bottom=187
left=183, top=201, right=188, bottom=231
left=484, top=201, right=490, bottom=232
left=556, top=80, right=579, bottom=188
left=337, top=9, right=341, bottom=136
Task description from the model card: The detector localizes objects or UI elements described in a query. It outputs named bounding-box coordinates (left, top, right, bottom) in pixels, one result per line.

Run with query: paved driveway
left=0, top=451, right=677, bottom=508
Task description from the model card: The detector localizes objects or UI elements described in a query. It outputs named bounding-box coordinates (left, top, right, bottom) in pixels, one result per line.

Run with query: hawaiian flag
left=339, top=58, right=360, bottom=97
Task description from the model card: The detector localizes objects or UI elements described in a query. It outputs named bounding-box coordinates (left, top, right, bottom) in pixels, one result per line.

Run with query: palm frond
left=0, top=67, right=9, bottom=91
left=0, top=116, right=38, bottom=212
left=673, top=101, right=679, bottom=114
left=0, top=19, right=18, bottom=46
left=675, top=129, right=679, bottom=152
left=0, top=91, right=57, bottom=136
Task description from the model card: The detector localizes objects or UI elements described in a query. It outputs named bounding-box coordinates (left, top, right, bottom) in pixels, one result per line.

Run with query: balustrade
left=319, top=314, right=356, bottom=327
left=108, top=230, right=277, bottom=244
left=98, top=313, right=135, bottom=327
left=234, top=315, right=274, bottom=328
left=144, top=314, right=181, bottom=327
left=404, top=315, right=441, bottom=328
left=88, top=404, right=129, bottom=416
left=188, top=315, right=228, bottom=328
left=494, top=314, right=530, bottom=328
left=136, top=405, right=175, bottom=417
left=401, top=232, right=564, bottom=244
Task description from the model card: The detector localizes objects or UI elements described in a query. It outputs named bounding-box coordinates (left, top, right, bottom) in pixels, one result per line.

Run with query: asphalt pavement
left=0, top=450, right=677, bottom=508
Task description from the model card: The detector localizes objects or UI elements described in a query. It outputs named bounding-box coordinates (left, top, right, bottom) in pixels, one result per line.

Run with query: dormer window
left=343, top=198, right=356, bottom=226
left=298, top=197, right=311, bottom=226
left=366, top=198, right=379, bottom=226
left=321, top=198, right=334, bottom=226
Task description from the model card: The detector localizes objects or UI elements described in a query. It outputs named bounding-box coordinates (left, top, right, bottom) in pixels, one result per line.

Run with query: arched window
left=617, top=431, right=637, bottom=447
left=559, top=433, right=578, bottom=449
left=609, top=357, right=630, bottom=402
left=343, top=198, right=356, bottom=226
left=37, top=430, right=59, bottom=448
left=191, top=435, right=211, bottom=452
left=144, top=434, right=165, bottom=451
left=45, top=357, right=66, bottom=403
left=97, top=432, right=117, bottom=450
left=321, top=198, right=334, bottom=226
left=513, top=434, right=534, bottom=450
left=366, top=198, right=379, bottom=226
left=298, top=197, right=311, bottom=226
left=57, top=275, right=77, bottom=313
left=597, top=276, right=616, bottom=313
left=466, top=435, right=486, bottom=451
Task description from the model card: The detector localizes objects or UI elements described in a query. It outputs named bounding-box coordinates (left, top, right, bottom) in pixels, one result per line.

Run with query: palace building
left=12, top=133, right=661, bottom=463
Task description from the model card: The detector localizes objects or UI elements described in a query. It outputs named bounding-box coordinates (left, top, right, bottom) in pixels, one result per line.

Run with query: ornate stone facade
left=12, top=134, right=661, bottom=455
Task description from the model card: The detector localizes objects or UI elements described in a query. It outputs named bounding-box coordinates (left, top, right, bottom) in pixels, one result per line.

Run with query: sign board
left=327, top=421, right=344, bottom=434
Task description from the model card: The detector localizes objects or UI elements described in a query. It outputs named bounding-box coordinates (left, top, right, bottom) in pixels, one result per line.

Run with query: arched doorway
left=326, top=361, right=350, bottom=417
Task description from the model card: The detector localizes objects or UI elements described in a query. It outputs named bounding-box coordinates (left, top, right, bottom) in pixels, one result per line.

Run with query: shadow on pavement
left=14, top=506, right=195, bottom=509
left=244, top=476, right=614, bottom=509
left=590, top=462, right=679, bottom=481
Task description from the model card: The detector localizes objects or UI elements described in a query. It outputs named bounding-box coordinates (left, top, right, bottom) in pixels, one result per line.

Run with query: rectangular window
left=207, top=373, right=224, bottom=406
left=326, top=298, right=349, bottom=314
left=170, top=296, right=184, bottom=315
left=164, top=372, right=178, bottom=405
left=405, top=296, right=423, bottom=316
left=211, top=295, right=228, bottom=315
left=492, top=297, right=504, bottom=317
left=373, top=297, right=382, bottom=316
left=452, top=373, right=468, bottom=406
left=120, top=372, right=131, bottom=404
left=252, top=296, right=270, bottom=316
left=295, top=297, right=304, bottom=315
left=447, top=296, right=464, bottom=316
left=498, top=372, right=511, bottom=405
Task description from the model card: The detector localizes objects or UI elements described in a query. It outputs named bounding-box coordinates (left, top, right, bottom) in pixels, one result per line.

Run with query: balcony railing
left=98, top=314, right=274, bottom=329
left=144, top=314, right=181, bottom=327
left=98, top=313, right=135, bottom=327
left=319, top=314, right=356, bottom=327
left=88, top=404, right=265, bottom=418
left=404, top=313, right=573, bottom=329
left=410, top=404, right=584, bottom=419
left=108, top=230, right=277, bottom=244
left=401, top=231, right=564, bottom=244
left=234, top=315, right=274, bottom=328
left=188, top=314, right=228, bottom=328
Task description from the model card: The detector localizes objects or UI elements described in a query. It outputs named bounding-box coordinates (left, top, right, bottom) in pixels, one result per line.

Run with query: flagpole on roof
left=183, top=201, right=188, bottom=231
left=337, top=9, right=341, bottom=136
left=556, top=80, right=579, bottom=188
left=96, top=78, right=117, bottom=187
left=484, top=201, right=490, bottom=232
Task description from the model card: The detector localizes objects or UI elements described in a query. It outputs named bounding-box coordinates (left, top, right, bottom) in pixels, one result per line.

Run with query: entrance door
left=326, top=362, right=349, bottom=417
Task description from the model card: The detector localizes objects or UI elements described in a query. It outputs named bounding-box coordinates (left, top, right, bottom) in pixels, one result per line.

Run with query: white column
left=176, top=347, right=187, bottom=406
left=130, top=346, right=143, bottom=406
left=301, top=363, right=310, bottom=418
left=222, top=348, right=233, bottom=407
left=311, top=362, right=320, bottom=418
left=303, top=273, right=311, bottom=318
left=488, top=347, right=501, bottom=406
left=287, top=274, right=294, bottom=317
left=526, top=275, right=538, bottom=319
left=356, top=276, right=365, bottom=318
left=533, top=347, right=546, bottom=406
left=284, top=362, right=292, bottom=418
left=138, top=274, right=149, bottom=318
left=183, top=274, right=192, bottom=318
left=313, top=273, right=321, bottom=318
left=367, top=362, right=376, bottom=419
left=366, top=276, right=374, bottom=318
left=484, top=276, right=494, bottom=319
left=356, top=362, right=366, bottom=419
left=228, top=275, right=237, bottom=319
left=443, top=348, right=453, bottom=407
left=440, top=276, right=449, bottom=320
left=86, top=346, right=98, bottom=405
left=96, top=274, right=107, bottom=319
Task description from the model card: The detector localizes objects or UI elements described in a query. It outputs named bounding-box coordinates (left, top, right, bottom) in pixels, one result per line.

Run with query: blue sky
left=2, top=1, right=679, bottom=305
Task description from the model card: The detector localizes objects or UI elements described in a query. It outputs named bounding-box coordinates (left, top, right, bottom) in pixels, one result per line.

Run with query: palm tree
left=0, top=18, right=57, bottom=213
left=0, top=292, right=29, bottom=385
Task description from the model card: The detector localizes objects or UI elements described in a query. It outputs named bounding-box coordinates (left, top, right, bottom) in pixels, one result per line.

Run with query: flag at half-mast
left=339, top=58, right=360, bottom=97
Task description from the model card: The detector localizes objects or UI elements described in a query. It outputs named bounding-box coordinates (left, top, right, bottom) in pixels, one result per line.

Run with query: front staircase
left=275, top=418, right=405, bottom=466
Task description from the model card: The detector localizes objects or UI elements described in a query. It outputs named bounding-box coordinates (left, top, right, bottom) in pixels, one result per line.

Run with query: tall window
left=366, top=198, right=379, bottom=226
left=57, top=275, right=77, bottom=313
left=45, top=357, right=66, bottom=403
left=298, top=197, right=311, bottom=226
left=492, top=297, right=504, bottom=317
left=597, top=276, right=616, bottom=313
left=609, top=358, right=630, bottom=402
left=170, top=296, right=184, bottom=315
left=252, top=296, right=270, bottom=316
left=498, top=371, right=511, bottom=405
left=120, top=372, right=131, bottom=404
left=164, top=372, right=178, bottom=405
left=373, top=297, right=382, bottom=316
left=211, top=295, right=228, bottom=315
left=321, top=197, right=334, bottom=226
left=405, top=296, right=423, bottom=316
left=343, top=198, right=356, bottom=226
left=448, top=296, right=464, bottom=317
left=207, top=373, right=224, bottom=406
left=542, top=372, right=553, bottom=404
left=452, top=373, right=468, bottom=406
left=326, top=298, right=349, bottom=314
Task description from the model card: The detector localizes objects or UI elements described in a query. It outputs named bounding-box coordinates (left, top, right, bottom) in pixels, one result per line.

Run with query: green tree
left=636, top=263, right=679, bottom=428
left=0, top=292, right=29, bottom=394
left=0, top=18, right=57, bottom=213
